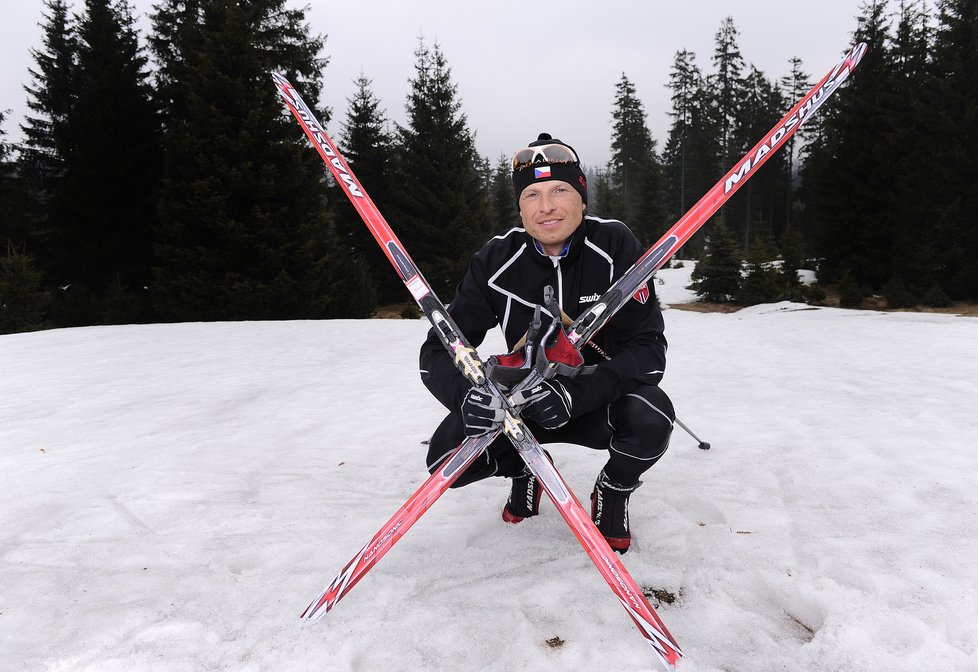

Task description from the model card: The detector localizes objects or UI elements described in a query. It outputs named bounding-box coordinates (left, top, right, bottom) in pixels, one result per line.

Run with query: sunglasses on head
left=512, top=143, right=579, bottom=171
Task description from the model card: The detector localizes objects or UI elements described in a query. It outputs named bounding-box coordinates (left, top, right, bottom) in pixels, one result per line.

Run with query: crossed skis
left=271, top=42, right=865, bottom=672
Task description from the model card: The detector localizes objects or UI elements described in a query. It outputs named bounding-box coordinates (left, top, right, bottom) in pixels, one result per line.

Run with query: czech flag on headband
left=632, top=283, right=650, bottom=304
left=534, top=165, right=552, bottom=179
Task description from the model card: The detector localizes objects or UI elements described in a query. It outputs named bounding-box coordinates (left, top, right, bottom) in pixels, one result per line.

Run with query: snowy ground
left=2, top=264, right=977, bottom=671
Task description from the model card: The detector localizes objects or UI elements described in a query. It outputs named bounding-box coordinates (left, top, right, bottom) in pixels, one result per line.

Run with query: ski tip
left=849, top=42, right=869, bottom=64
left=300, top=600, right=323, bottom=621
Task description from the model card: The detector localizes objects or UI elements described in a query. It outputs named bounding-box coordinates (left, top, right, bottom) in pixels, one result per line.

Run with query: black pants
left=426, top=384, right=674, bottom=488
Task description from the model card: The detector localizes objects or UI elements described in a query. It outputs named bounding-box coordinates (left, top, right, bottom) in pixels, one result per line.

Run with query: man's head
left=512, top=133, right=588, bottom=255
left=512, top=133, right=588, bottom=205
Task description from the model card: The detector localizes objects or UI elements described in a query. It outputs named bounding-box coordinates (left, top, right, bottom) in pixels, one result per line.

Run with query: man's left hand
left=511, top=379, right=575, bottom=429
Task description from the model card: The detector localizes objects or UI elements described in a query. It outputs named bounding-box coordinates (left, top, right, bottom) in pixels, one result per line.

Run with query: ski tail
left=301, top=431, right=498, bottom=620
left=516, top=443, right=682, bottom=670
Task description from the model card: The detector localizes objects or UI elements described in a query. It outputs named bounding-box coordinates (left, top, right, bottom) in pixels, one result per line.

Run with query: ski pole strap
left=512, top=291, right=574, bottom=351
left=487, top=305, right=544, bottom=388
left=487, top=306, right=586, bottom=389
left=535, top=321, right=586, bottom=378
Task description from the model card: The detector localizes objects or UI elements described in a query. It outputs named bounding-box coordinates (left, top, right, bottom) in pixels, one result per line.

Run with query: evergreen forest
left=1, top=0, right=976, bottom=334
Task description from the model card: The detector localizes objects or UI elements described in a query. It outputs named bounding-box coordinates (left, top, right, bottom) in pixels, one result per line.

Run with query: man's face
left=518, top=180, right=585, bottom=255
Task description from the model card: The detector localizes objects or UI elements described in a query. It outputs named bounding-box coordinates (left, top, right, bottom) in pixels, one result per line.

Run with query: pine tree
left=149, top=0, right=204, bottom=126
left=151, top=0, right=334, bottom=321
left=709, top=18, right=747, bottom=184
left=779, top=57, right=812, bottom=232
left=1, top=113, right=32, bottom=247
left=882, top=275, right=918, bottom=308
left=607, top=73, right=666, bottom=244
left=802, top=1, right=897, bottom=290
left=663, top=49, right=716, bottom=255
left=837, top=271, right=867, bottom=308
left=488, top=154, right=519, bottom=235
left=778, top=227, right=807, bottom=301
left=590, top=167, right=624, bottom=223
left=732, top=65, right=788, bottom=249
left=19, top=0, right=77, bottom=279
left=708, top=17, right=767, bottom=251
left=392, top=38, right=489, bottom=299
left=337, top=73, right=395, bottom=307
left=663, top=50, right=697, bottom=219
left=737, top=232, right=782, bottom=305
left=57, top=0, right=162, bottom=324
left=0, top=241, right=52, bottom=334
left=931, top=0, right=978, bottom=299
left=886, top=0, right=940, bottom=297
left=689, top=223, right=742, bottom=302
left=21, top=0, right=76, bottom=184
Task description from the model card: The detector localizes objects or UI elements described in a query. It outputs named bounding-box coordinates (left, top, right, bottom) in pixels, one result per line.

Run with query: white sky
left=1, top=0, right=871, bottom=166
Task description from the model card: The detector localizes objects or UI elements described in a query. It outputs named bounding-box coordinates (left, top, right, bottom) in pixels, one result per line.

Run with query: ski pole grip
left=512, top=306, right=573, bottom=351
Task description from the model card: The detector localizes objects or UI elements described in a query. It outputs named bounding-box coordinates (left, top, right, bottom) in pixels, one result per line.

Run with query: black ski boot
left=502, top=466, right=542, bottom=524
left=502, top=450, right=553, bottom=524
left=590, top=469, right=642, bottom=553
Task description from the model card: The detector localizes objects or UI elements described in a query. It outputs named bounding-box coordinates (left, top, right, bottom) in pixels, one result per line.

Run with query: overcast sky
left=1, top=0, right=872, bottom=167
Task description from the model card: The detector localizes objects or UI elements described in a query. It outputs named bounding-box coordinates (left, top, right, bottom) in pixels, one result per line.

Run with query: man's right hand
left=460, top=387, right=506, bottom=437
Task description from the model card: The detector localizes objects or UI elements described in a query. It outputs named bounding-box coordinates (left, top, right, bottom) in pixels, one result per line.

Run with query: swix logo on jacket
left=419, top=215, right=668, bottom=413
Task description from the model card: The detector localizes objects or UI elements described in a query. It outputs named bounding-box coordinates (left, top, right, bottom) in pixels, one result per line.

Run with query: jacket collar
left=526, top=218, right=588, bottom=266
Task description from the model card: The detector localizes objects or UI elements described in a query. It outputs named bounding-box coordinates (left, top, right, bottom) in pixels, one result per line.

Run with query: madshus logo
left=723, top=43, right=866, bottom=195
left=274, top=73, right=365, bottom=199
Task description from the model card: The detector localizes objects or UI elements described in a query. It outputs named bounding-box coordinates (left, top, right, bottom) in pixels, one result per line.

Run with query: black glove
left=460, top=387, right=506, bottom=437
left=512, top=379, right=576, bottom=429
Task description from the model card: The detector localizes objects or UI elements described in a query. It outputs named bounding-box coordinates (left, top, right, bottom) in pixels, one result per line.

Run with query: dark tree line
left=2, top=1, right=976, bottom=334
left=804, top=0, right=978, bottom=305
left=625, top=1, right=976, bottom=309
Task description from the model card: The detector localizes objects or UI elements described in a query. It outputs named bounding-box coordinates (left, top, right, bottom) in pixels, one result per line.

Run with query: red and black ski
left=273, top=71, right=682, bottom=670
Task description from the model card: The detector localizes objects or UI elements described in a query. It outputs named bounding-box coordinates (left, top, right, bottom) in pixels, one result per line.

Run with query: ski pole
left=674, top=415, right=710, bottom=450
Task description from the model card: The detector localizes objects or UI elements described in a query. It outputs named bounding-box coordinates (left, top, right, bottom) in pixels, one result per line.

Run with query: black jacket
left=419, top=215, right=667, bottom=414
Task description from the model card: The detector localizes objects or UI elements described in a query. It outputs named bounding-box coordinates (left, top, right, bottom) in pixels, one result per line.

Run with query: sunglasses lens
left=512, top=149, right=537, bottom=168
left=541, top=146, right=576, bottom=163
left=512, top=144, right=578, bottom=170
